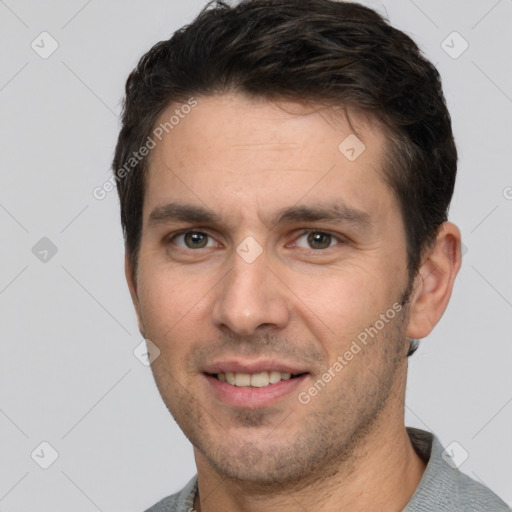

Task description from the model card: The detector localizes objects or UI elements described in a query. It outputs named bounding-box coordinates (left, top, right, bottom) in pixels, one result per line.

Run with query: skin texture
left=126, top=93, right=461, bottom=511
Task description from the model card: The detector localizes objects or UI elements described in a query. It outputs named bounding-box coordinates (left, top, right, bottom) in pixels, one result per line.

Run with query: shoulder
left=144, top=493, right=180, bottom=512
left=144, top=475, right=198, bottom=512
left=454, top=470, right=511, bottom=511
left=405, top=428, right=510, bottom=511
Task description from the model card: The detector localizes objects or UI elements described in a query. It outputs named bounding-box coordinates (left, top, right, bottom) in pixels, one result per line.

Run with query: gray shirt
left=145, top=427, right=510, bottom=511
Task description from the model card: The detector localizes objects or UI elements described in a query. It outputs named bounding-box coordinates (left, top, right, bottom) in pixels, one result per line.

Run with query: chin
left=197, top=435, right=330, bottom=488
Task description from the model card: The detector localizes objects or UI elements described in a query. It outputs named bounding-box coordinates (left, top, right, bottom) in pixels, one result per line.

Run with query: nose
left=211, top=249, right=290, bottom=337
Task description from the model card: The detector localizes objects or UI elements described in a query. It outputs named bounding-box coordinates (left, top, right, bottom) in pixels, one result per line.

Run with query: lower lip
left=204, top=374, right=308, bottom=409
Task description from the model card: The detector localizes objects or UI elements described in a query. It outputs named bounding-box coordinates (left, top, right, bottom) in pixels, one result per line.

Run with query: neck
left=193, top=423, right=426, bottom=512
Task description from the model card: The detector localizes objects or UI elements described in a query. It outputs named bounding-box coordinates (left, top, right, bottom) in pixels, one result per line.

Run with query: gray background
left=0, top=0, right=511, bottom=510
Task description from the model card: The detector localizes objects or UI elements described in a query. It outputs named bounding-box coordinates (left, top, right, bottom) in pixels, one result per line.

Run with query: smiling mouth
left=208, top=371, right=307, bottom=388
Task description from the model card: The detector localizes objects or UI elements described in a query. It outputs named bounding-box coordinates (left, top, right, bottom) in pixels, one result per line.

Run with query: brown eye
left=172, top=231, right=213, bottom=249
left=185, top=232, right=208, bottom=248
left=308, top=232, right=332, bottom=249
left=295, top=231, right=339, bottom=250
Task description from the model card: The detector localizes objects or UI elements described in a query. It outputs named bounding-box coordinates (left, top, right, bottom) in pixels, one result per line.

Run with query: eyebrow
left=147, top=201, right=372, bottom=230
left=148, top=203, right=222, bottom=227
left=271, top=203, right=372, bottom=229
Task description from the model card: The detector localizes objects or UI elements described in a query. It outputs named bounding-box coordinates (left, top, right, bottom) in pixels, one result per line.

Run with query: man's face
left=129, top=93, right=414, bottom=485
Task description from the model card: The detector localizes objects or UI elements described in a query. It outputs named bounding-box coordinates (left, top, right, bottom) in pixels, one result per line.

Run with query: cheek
left=291, top=264, right=399, bottom=345
left=137, top=265, right=208, bottom=341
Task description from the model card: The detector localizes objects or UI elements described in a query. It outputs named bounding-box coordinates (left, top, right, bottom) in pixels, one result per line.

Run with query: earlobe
left=406, top=222, right=462, bottom=340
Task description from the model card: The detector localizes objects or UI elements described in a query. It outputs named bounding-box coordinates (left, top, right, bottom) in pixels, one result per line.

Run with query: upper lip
left=203, top=359, right=309, bottom=375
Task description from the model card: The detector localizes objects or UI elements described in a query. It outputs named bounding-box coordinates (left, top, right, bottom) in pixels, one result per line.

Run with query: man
left=112, top=1, right=510, bottom=510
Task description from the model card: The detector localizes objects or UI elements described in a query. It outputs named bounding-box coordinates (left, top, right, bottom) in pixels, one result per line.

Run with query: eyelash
left=166, top=229, right=345, bottom=251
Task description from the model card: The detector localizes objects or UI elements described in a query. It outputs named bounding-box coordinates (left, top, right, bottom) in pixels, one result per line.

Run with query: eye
left=170, top=231, right=218, bottom=249
left=293, top=230, right=343, bottom=250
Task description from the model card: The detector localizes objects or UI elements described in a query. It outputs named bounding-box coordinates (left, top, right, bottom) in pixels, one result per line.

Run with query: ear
left=125, top=253, right=145, bottom=337
left=406, top=222, right=462, bottom=339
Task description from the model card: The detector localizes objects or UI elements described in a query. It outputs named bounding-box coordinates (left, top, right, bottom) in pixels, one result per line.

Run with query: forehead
left=150, top=93, right=387, bottom=162
left=143, top=93, right=395, bottom=227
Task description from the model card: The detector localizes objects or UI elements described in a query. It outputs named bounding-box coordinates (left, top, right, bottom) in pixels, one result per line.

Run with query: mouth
left=202, top=362, right=310, bottom=409
left=208, top=370, right=307, bottom=388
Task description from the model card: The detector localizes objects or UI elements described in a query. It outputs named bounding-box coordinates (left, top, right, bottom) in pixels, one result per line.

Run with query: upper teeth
left=217, top=371, right=293, bottom=387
